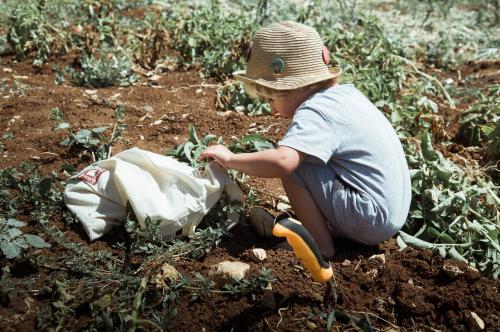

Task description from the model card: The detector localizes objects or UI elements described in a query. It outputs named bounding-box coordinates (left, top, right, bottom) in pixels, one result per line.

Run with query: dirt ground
left=0, top=54, right=499, bottom=331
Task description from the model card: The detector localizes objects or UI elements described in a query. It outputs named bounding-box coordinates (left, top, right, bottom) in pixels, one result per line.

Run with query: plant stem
left=391, top=54, right=456, bottom=109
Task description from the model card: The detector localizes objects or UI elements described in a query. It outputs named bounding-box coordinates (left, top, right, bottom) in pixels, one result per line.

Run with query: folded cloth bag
left=64, top=147, right=241, bottom=241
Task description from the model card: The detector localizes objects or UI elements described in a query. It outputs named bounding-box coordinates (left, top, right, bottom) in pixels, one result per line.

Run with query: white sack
left=64, top=147, right=241, bottom=241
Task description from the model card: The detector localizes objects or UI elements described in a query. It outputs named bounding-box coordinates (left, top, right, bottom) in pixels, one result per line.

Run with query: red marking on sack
left=322, top=47, right=330, bottom=65
left=78, top=167, right=107, bottom=185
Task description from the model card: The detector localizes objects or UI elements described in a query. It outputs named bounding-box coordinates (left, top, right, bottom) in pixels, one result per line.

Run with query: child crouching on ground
left=199, top=21, right=411, bottom=259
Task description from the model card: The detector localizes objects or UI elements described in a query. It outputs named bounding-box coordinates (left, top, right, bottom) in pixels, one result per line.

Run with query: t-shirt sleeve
left=278, top=106, right=337, bottom=164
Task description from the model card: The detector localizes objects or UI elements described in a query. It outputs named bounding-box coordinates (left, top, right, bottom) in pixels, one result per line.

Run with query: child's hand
left=199, top=145, right=234, bottom=169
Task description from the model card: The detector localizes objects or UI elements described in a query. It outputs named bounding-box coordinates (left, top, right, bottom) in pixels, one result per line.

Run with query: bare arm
left=199, top=145, right=305, bottom=178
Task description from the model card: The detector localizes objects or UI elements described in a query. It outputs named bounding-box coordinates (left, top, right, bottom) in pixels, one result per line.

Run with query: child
left=199, top=21, right=411, bottom=259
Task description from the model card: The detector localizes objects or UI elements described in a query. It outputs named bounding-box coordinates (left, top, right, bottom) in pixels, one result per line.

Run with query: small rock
left=139, top=135, right=144, bottom=140
left=84, top=89, right=97, bottom=95
left=368, top=253, right=386, bottom=265
left=341, top=259, right=351, bottom=267
left=149, top=74, right=161, bottom=81
left=142, top=105, right=154, bottom=113
left=153, top=263, right=179, bottom=289
left=467, top=311, right=485, bottom=331
left=407, top=278, right=414, bottom=286
left=442, top=261, right=464, bottom=278
left=196, top=88, right=203, bottom=94
left=306, top=321, right=317, bottom=330
left=2, top=67, right=13, bottom=72
left=234, top=106, right=245, bottom=113
left=251, top=248, right=267, bottom=262
left=209, top=261, right=250, bottom=280
left=139, top=114, right=152, bottom=122
left=182, top=113, right=189, bottom=119
left=153, top=120, right=162, bottom=125
left=365, top=268, right=378, bottom=279
left=444, top=78, right=454, bottom=85
left=278, top=195, right=290, bottom=204
left=216, top=111, right=232, bottom=117
left=276, top=202, right=291, bottom=211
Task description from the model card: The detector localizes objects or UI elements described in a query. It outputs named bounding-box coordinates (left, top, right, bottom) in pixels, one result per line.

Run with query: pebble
left=306, top=321, right=317, bottom=330
left=341, top=259, right=351, bottom=267
left=467, top=311, right=485, bottom=331
left=153, top=120, right=162, bottom=125
left=142, top=105, right=154, bottom=113
left=276, top=202, right=291, bottom=211
left=234, top=106, right=245, bottom=113
left=216, top=111, right=232, bottom=117
left=368, top=253, right=386, bottom=265
left=84, top=89, right=97, bottom=95
left=442, top=261, right=464, bottom=278
left=153, top=263, right=179, bottom=289
left=251, top=248, right=267, bottom=261
left=209, top=261, right=250, bottom=280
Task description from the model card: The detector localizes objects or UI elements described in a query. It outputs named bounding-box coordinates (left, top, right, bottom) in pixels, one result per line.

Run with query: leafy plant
left=456, top=84, right=499, bottom=161
left=4, top=1, right=71, bottom=66
left=66, top=49, right=138, bottom=88
left=215, top=81, right=271, bottom=116
left=399, top=132, right=499, bottom=277
left=51, top=106, right=127, bottom=162
left=168, top=125, right=275, bottom=169
left=0, top=218, right=50, bottom=259
left=163, top=0, right=255, bottom=78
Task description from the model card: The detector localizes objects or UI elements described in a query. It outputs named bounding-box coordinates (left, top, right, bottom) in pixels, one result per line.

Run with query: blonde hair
left=243, top=76, right=341, bottom=101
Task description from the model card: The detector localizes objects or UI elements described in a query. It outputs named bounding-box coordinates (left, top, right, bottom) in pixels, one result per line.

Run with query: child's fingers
left=198, top=149, right=215, bottom=161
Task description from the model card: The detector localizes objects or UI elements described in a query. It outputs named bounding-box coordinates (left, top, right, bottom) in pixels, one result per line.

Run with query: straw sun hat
left=233, top=21, right=341, bottom=97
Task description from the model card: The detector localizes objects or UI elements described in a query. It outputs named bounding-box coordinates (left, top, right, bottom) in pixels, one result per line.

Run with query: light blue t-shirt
left=278, top=84, right=411, bottom=233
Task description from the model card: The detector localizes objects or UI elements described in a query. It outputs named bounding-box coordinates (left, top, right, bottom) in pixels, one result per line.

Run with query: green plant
left=215, top=82, right=271, bottom=116
left=0, top=218, right=50, bottom=259
left=51, top=106, right=127, bottom=162
left=167, top=125, right=222, bottom=168
left=66, top=49, right=138, bottom=88
left=399, top=132, right=499, bottom=277
left=3, top=1, right=71, bottom=66
left=164, top=0, right=255, bottom=78
left=168, top=125, right=275, bottom=169
left=221, top=268, right=275, bottom=297
left=457, top=84, right=499, bottom=161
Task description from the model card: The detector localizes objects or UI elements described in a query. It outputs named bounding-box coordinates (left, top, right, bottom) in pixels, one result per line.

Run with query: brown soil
left=0, top=55, right=499, bottom=331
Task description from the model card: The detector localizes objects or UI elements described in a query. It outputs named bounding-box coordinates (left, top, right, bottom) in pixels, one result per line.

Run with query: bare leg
left=281, top=175, right=335, bottom=259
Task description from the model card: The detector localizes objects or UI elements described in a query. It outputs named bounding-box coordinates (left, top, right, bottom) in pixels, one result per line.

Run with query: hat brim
left=233, top=67, right=342, bottom=91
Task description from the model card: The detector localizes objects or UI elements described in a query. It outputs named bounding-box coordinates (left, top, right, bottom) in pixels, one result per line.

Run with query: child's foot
left=249, top=206, right=275, bottom=238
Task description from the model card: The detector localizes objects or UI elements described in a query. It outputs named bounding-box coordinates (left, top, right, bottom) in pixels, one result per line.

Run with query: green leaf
left=23, top=234, right=51, bottom=248
left=54, top=122, right=70, bottom=131
left=7, top=228, right=23, bottom=238
left=448, top=247, right=467, bottom=262
left=188, top=125, right=200, bottom=145
left=7, top=219, right=26, bottom=228
left=92, top=126, right=109, bottom=134
left=421, top=132, right=439, bottom=162
left=1, top=240, right=21, bottom=259
left=398, top=231, right=435, bottom=249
